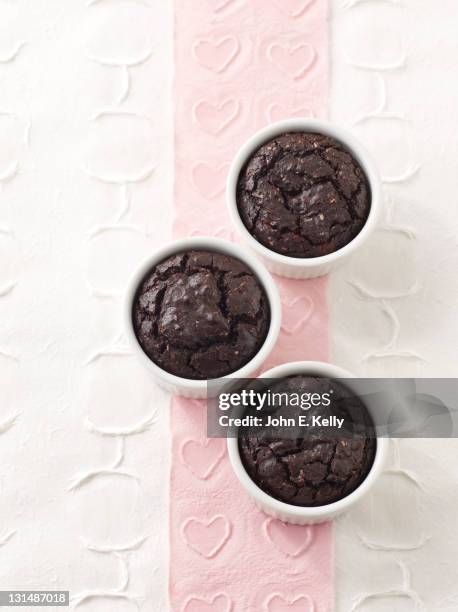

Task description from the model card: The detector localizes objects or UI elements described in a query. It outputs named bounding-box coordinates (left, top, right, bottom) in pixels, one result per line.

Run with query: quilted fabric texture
left=331, top=1, right=458, bottom=610
left=0, top=1, right=173, bottom=610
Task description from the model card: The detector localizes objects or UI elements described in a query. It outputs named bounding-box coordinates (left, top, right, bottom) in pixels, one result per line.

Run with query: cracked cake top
left=133, top=250, right=270, bottom=380
left=239, top=376, right=376, bottom=507
left=236, top=131, right=371, bottom=258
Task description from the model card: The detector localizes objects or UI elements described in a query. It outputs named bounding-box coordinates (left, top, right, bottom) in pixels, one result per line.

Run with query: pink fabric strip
left=171, top=1, right=332, bottom=610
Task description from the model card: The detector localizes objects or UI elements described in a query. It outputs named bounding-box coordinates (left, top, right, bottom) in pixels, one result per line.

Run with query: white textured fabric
left=331, top=1, right=458, bottom=610
left=0, top=2, right=172, bottom=610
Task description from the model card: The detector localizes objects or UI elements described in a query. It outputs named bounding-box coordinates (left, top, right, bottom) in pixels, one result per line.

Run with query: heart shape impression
left=272, top=0, right=315, bottom=18
left=265, top=593, right=315, bottom=612
left=267, top=42, right=316, bottom=79
left=263, top=518, right=314, bottom=557
left=266, top=102, right=314, bottom=123
left=177, top=397, right=207, bottom=411
left=183, top=593, right=232, bottom=612
left=209, top=0, right=234, bottom=12
left=281, top=296, right=314, bottom=335
left=182, top=515, right=232, bottom=558
left=189, top=227, right=235, bottom=241
left=193, top=98, right=239, bottom=134
left=213, top=227, right=235, bottom=241
left=191, top=162, right=228, bottom=199
left=193, top=36, right=239, bottom=73
left=180, top=438, right=226, bottom=480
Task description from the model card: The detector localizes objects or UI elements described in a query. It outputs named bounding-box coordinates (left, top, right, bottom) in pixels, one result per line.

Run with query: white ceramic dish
left=124, top=237, right=281, bottom=398
left=227, top=361, right=389, bottom=524
left=226, top=118, right=383, bottom=278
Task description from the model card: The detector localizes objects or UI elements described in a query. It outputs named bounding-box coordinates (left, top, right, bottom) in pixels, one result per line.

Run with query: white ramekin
left=124, top=237, right=281, bottom=399
left=226, top=118, right=383, bottom=279
left=227, top=361, right=388, bottom=524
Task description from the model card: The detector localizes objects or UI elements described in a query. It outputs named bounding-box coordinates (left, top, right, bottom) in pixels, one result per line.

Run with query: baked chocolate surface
left=239, top=376, right=376, bottom=506
left=236, top=131, right=371, bottom=258
left=133, top=250, right=270, bottom=380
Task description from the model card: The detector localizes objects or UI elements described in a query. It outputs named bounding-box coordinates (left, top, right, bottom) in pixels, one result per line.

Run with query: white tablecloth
left=331, top=1, right=458, bottom=609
